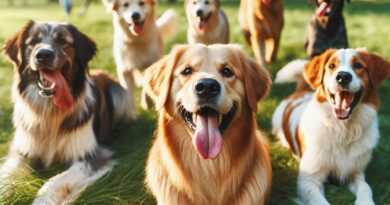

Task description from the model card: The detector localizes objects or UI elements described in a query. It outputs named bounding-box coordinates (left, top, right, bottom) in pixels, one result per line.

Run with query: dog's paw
left=355, top=198, right=375, bottom=205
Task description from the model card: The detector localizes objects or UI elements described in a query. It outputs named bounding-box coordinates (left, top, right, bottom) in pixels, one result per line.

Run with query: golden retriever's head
left=102, top=0, right=155, bottom=36
left=304, top=48, right=390, bottom=120
left=185, top=0, right=219, bottom=33
left=144, top=44, right=271, bottom=159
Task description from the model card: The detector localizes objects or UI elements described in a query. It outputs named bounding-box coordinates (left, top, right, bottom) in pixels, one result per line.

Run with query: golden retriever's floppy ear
left=303, top=49, right=335, bottom=89
left=237, top=49, right=271, bottom=113
left=363, top=52, right=390, bottom=88
left=102, top=0, right=118, bottom=12
left=143, top=45, right=187, bottom=110
left=3, top=20, right=34, bottom=68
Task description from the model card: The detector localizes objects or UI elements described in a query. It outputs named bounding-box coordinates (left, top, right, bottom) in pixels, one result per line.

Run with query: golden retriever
left=238, top=0, right=284, bottom=66
left=102, top=0, right=177, bottom=118
left=144, top=44, right=272, bottom=204
left=273, top=48, right=390, bottom=205
left=185, top=0, right=229, bottom=44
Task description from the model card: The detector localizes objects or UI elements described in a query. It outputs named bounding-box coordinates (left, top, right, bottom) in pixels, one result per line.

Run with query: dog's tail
left=274, top=59, right=308, bottom=83
left=156, top=9, right=178, bottom=41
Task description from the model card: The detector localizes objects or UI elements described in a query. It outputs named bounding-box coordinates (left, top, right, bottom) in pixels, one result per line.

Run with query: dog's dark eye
left=139, top=1, right=144, bottom=6
left=221, top=67, right=234, bottom=78
left=181, top=67, right=193, bottom=76
left=205, top=0, right=210, bottom=4
left=328, top=63, right=336, bottom=69
left=354, top=62, right=363, bottom=69
left=26, top=37, right=41, bottom=46
left=192, top=1, right=197, bottom=4
left=123, top=2, right=129, bottom=7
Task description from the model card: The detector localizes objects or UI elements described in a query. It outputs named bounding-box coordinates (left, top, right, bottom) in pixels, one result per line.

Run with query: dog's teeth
left=38, top=82, right=44, bottom=89
left=49, top=83, right=55, bottom=89
left=218, top=114, right=222, bottom=125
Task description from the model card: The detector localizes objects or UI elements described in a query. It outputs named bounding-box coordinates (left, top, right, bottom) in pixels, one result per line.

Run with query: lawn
left=0, top=0, right=389, bottom=204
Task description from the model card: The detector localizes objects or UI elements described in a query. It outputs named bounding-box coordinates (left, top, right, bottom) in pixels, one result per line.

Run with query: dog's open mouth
left=179, top=104, right=236, bottom=159
left=35, top=69, right=74, bottom=109
left=329, top=90, right=362, bottom=120
left=197, top=14, right=211, bottom=31
left=128, top=21, right=145, bottom=36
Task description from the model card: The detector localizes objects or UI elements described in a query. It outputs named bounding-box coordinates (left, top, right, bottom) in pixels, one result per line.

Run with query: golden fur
left=238, top=0, right=284, bottom=66
left=185, top=0, right=229, bottom=44
left=144, top=44, right=272, bottom=204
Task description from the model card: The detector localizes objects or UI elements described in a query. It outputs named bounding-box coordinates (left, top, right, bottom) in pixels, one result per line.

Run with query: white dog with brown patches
left=272, top=48, right=390, bottom=205
left=102, top=0, right=177, bottom=117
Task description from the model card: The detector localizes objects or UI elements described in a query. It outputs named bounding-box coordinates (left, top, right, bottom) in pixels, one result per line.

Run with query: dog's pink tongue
left=198, top=20, right=206, bottom=32
left=40, top=70, right=74, bottom=109
left=133, top=23, right=144, bottom=36
left=316, top=2, right=329, bottom=17
left=333, top=91, right=354, bottom=119
left=194, top=114, right=223, bottom=159
left=262, top=0, right=271, bottom=5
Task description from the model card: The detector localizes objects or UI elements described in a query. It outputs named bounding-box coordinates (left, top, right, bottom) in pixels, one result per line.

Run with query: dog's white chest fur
left=300, top=100, right=380, bottom=181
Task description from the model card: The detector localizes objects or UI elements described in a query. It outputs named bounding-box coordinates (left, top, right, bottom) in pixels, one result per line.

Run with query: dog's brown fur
left=238, top=0, right=284, bottom=66
left=144, top=44, right=272, bottom=204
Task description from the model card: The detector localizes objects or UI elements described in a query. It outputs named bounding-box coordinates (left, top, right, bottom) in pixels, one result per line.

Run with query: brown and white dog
left=102, top=0, right=177, bottom=117
left=238, top=0, right=284, bottom=66
left=185, top=0, right=229, bottom=44
left=144, top=44, right=272, bottom=204
left=272, top=49, right=390, bottom=205
left=1, top=21, right=130, bottom=204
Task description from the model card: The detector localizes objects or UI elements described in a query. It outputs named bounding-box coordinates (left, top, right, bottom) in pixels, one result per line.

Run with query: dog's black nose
left=196, top=9, right=203, bottom=17
left=35, top=49, right=54, bottom=64
left=336, top=71, right=352, bottom=86
left=194, top=78, right=221, bottom=99
left=131, top=12, right=141, bottom=21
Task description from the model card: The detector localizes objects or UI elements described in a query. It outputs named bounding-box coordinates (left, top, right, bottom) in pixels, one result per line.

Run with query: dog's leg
left=265, top=38, right=276, bottom=63
left=348, top=173, right=375, bottom=205
left=250, top=33, right=267, bottom=68
left=32, top=148, right=113, bottom=205
left=117, top=69, right=137, bottom=120
left=297, top=171, right=330, bottom=205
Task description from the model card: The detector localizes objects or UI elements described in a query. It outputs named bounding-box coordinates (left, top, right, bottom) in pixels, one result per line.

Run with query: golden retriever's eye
left=205, top=0, right=210, bottom=4
left=221, top=67, right=234, bottom=78
left=354, top=62, right=363, bottom=69
left=139, top=1, right=144, bottom=6
left=123, top=2, right=129, bottom=7
left=181, top=67, right=193, bottom=76
left=192, top=1, right=197, bottom=4
left=328, top=63, right=336, bottom=69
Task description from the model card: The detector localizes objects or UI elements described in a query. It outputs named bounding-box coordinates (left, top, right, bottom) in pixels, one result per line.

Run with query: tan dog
left=102, top=0, right=177, bottom=118
left=239, top=0, right=284, bottom=66
left=144, top=44, right=272, bottom=204
left=273, top=49, right=390, bottom=205
left=185, top=0, right=229, bottom=44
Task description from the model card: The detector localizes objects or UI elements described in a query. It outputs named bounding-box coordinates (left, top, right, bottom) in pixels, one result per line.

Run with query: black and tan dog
left=1, top=21, right=130, bottom=204
left=304, top=0, right=349, bottom=58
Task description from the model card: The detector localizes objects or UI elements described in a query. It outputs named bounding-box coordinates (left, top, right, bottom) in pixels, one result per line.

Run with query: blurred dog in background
left=304, top=0, right=349, bottom=58
left=185, top=0, right=230, bottom=44
left=239, top=0, right=284, bottom=67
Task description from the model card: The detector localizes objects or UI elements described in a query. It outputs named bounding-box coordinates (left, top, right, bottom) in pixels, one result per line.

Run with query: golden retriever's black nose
left=196, top=10, right=204, bottom=17
left=35, top=49, right=55, bottom=64
left=131, top=12, right=141, bottom=21
left=194, top=78, right=221, bottom=99
left=336, top=71, right=352, bottom=86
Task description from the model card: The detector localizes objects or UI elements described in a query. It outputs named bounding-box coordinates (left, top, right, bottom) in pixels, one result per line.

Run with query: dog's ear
left=3, top=20, right=34, bottom=68
left=67, top=24, right=97, bottom=70
left=102, top=0, right=118, bottom=12
left=238, top=49, right=271, bottom=113
left=303, top=49, right=335, bottom=89
left=362, top=52, right=390, bottom=88
left=143, top=45, right=187, bottom=110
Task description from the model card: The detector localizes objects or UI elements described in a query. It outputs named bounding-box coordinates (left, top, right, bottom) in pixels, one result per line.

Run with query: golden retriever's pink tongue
left=41, top=70, right=73, bottom=109
left=133, top=23, right=144, bottom=36
left=334, top=91, right=354, bottom=119
left=194, top=114, right=223, bottom=159
left=198, top=21, right=206, bottom=31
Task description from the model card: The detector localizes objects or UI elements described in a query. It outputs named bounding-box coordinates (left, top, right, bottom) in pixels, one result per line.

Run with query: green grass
left=0, top=0, right=390, bottom=204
